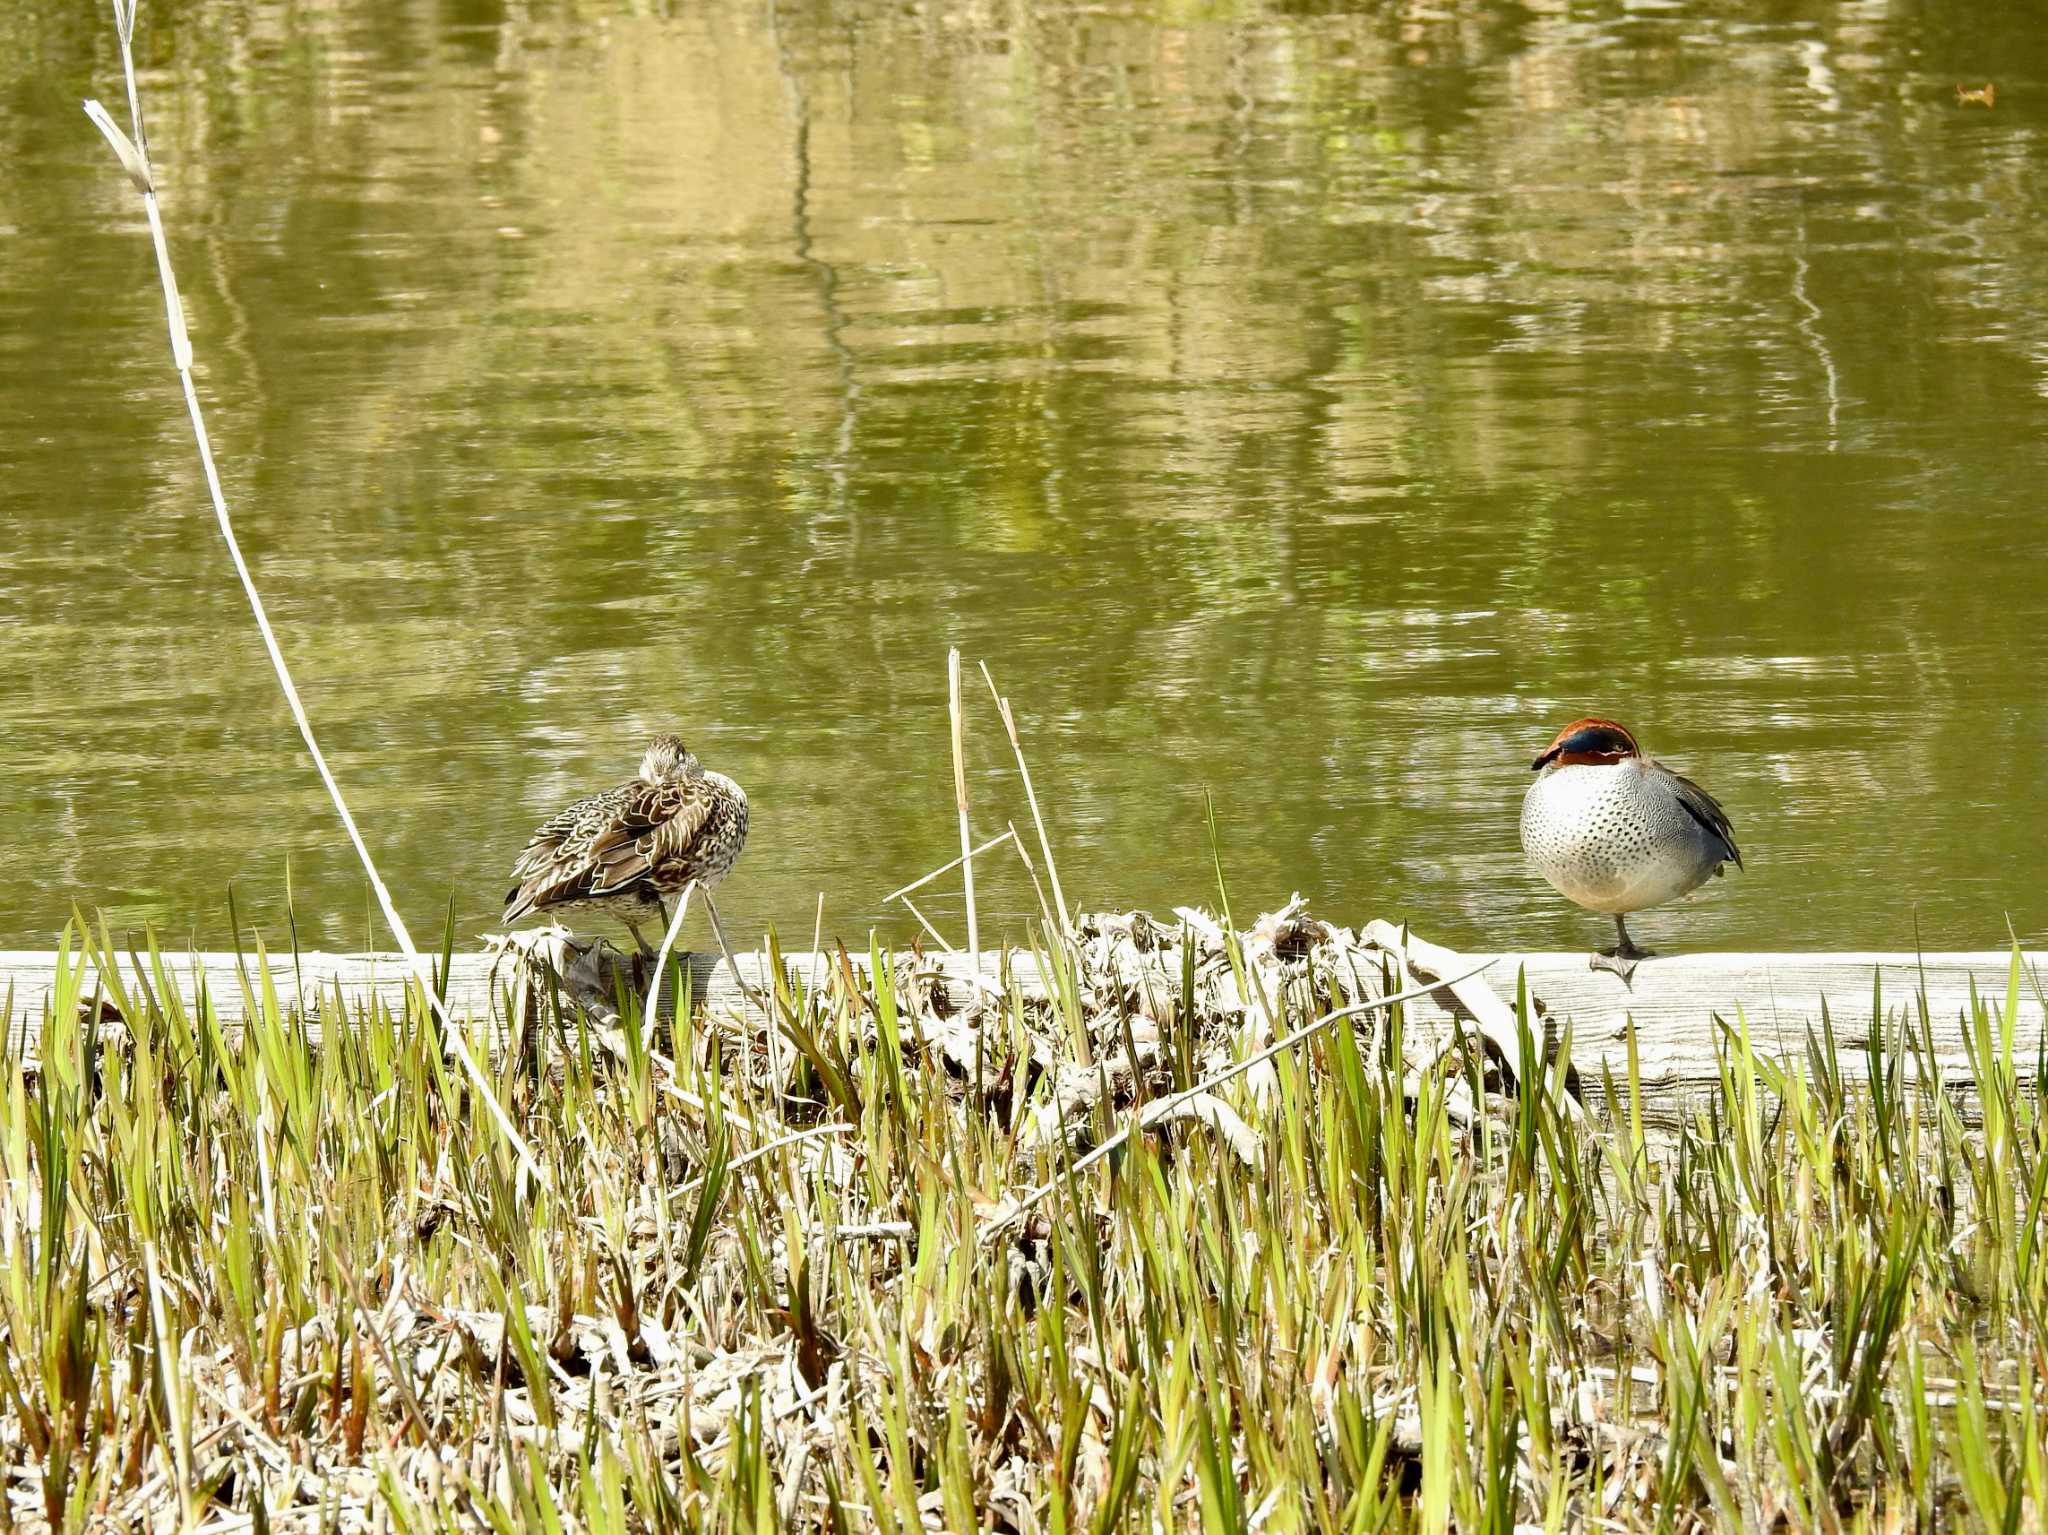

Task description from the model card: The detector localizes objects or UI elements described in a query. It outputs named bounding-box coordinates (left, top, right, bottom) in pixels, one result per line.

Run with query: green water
left=3, top=0, right=2044, bottom=957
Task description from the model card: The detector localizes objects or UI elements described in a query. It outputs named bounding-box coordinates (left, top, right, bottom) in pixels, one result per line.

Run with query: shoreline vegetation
left=4, top=905, right=2047, bottom=1529
left=40, top=1, right=2048, bottom=1528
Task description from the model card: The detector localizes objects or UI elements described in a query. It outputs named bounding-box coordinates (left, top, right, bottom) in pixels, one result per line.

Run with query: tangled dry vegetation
left=4, top=903, right=2047, bottom=1532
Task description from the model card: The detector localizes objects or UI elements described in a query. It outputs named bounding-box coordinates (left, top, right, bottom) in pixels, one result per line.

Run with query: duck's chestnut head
left=1531, top=717, right=1640, bottom=771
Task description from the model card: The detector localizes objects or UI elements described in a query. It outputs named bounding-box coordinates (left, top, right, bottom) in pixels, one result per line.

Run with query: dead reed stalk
left=82, top=0, right=539, bottom=1182
left=948, top=647, right=979, bottom=967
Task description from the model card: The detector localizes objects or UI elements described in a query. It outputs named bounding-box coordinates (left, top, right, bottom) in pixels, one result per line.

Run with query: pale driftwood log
left=3, top=945, right=2041, bottom=1128
left=0, top=945, right=1004, bottom=1051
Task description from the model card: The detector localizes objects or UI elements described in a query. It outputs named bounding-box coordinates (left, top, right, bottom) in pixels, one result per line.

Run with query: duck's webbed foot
left=1590, top=916, right=1651, bottom=982
left=1590, top=949, right=1644, bottom=982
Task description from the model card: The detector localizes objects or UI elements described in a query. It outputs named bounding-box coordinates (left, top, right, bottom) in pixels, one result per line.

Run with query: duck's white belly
left=1520, top=761, right=1719, bottom=915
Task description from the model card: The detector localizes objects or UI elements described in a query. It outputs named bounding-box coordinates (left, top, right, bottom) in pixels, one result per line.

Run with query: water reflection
left=1, top=0, right=2044, bottom=954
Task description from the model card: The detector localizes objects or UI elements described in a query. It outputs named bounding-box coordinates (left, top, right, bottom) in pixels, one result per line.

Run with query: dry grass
left=3, top=901, right=2046, bottom=1531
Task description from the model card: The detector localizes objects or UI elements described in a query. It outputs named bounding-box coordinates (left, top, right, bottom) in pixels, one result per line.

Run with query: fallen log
left=3, top=939, right=2041, bottom=1128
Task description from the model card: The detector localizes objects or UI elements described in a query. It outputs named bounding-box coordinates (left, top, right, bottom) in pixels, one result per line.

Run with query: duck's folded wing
left=507, top=799, right=593, bottom=883
left=586, top=778, right=717, bottom=895
left=1671, top=773, right=1742, bottom=869
left=503, top=782, right=642, bottom=919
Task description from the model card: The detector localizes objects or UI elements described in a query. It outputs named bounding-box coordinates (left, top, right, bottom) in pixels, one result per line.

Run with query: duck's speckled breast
left=1520, top=759, right=1722, bottom=915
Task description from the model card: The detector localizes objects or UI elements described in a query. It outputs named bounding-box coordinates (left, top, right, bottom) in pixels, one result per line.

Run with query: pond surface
left=3, top=0, right=2046, bottom=957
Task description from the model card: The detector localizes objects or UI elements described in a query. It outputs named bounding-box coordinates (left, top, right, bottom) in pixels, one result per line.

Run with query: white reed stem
left=948, top=648, right=978, bottom=967
left=84, top=5, right=542, bottom=1186
left=882, top=828, right=1015, bottom=905
left=980, top=661, right=1071, bottom=935
left=641, top=882, right=696, bottom=1043
left=899, top=896, right=954, bottom=954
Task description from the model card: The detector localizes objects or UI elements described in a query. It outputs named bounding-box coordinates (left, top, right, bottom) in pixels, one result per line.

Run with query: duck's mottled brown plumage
left=503, top=734, right=748, bottom=946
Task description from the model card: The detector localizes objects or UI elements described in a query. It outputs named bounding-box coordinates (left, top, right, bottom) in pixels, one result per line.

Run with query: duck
left=1519, top=717, right=1740, bottom=979
left=503, top=733, right=749, bottom=959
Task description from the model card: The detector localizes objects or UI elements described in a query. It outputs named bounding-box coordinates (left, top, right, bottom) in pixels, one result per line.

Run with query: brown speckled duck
left=503, top=734, right=748, bottom=956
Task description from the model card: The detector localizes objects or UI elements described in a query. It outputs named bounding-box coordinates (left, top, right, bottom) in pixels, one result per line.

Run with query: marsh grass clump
left=2, top=908, right=2046, bottom=1530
